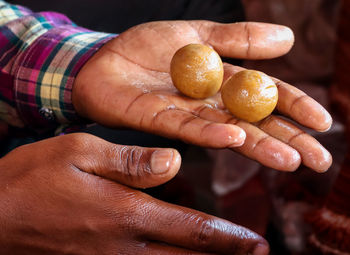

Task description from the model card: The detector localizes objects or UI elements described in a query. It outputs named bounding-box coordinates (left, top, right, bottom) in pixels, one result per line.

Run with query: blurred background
left=5, top=0, right=349, bottom=254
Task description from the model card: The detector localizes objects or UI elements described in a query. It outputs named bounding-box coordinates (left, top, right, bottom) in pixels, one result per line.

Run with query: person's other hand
left=0, top=133, right=268, bottom=255
left=73, top=21, right=332, bottom=172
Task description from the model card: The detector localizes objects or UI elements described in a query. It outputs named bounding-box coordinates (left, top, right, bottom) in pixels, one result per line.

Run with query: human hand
left=0, top=133, right=268, bottom=255
left=73, top=21, right=332, bottom=172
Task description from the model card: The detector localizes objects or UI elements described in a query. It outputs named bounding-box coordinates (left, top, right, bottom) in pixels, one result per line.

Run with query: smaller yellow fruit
left=221, top=70, right=278, bottom=123
left=170, top=44, right=223, bottom=99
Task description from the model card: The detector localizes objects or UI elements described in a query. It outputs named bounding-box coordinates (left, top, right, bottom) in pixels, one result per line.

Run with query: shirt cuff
left=13, top=23, right=116, bottom=131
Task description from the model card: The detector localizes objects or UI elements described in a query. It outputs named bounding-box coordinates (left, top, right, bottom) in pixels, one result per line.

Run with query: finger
left=149, top=108, right=246, bottom=148
left=197, top=106, right=301, bottom=171
left=274, top=78, right=332, bottom=132
left=258, top=116, right=332, bottom=172
left=63, top=133, right=181, bottom=189
left=190, top=21, right=294, bottom=59
left=131, top=241, right=214, bottom=255
left=138, top=199, right=269, bottom=255
left=232, top=120, right=301, bottom=171
left=223, top=63, right=333, bottom=132
left=91, top=87, right=246, bottom=149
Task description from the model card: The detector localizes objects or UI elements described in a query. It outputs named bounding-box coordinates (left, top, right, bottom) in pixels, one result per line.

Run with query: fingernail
left=234, top=129, right=246, bottom=146
left=150, top=149, right=174, bottom=174
left=253, top=243, right=269, bottom=255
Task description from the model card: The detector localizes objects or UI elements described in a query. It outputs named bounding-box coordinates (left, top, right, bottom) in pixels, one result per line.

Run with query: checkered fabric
left=0, top=1, right=115, bottom=131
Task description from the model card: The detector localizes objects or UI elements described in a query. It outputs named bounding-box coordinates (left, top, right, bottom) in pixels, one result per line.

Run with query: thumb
left=68, top=133, right=181, bottom=188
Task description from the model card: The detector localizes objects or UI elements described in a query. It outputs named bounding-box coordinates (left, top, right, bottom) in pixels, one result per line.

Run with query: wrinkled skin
left=0, top=133, right=268, bottom=255
left=73, top=20, right=333, bottom=173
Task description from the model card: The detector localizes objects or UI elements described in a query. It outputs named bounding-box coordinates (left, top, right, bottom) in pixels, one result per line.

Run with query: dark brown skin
left=0, top=133, right=268, bottom=255
left=73, top=20, right=333, bottom=172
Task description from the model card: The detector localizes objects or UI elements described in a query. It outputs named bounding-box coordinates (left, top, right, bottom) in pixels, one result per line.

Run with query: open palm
left=73, top=20, right=332, bottom=172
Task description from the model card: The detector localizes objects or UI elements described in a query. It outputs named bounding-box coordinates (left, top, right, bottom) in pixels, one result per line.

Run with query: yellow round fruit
left=170, top=44, right=223, bottom=99
left=221, top=70, right=278, bottom=123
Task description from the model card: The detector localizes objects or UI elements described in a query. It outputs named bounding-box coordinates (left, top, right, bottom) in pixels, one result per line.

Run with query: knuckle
left=113, top=145, right=145, bottom=177
left=243, top=23, right=252, bottom=57
left=57, top=133, right=100, bottom=163
left=191, top=217, right=215, bottom=248
left=62, top=133, right=96, bottom=150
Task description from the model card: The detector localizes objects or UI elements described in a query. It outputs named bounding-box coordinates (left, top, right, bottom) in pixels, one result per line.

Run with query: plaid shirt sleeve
left=0, top=1, right=115, bottom=131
